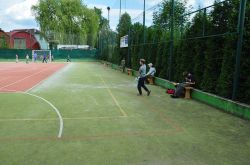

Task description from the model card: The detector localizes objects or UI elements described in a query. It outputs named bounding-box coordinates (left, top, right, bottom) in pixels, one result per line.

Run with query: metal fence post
left=232, top=0, right=247, bottom=100
left=203, top=8, right=206, bottom=36
left=168, top=0, right=174, bottom=81
left=127, top=26, right=131, bottom=68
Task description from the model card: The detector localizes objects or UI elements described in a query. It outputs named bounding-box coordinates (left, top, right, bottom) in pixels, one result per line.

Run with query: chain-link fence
left=98, top=0, right=249, bottom=104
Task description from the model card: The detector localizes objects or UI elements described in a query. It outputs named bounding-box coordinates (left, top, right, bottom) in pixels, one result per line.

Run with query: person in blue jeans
left=137, top=59, right=151, bottom=96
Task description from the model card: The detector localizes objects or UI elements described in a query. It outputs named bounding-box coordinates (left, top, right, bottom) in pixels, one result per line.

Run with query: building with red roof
left=9, top=29, right=41, bottom=49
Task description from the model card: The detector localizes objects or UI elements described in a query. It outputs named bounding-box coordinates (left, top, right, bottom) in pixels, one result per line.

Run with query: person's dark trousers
left=43, top=58, right=47, bottom=63
left=174, top=83, right=188, bottom=97
left=137, top=77, right=149, bottom=95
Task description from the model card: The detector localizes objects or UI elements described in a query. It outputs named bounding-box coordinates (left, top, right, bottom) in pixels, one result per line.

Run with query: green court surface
left=0, top=62, right=250, bottom=165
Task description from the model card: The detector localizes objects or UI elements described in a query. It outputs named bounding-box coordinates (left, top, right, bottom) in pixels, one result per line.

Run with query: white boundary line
left=26, top=63, right=69, bottom=92
left=0, top=64, right=70, bottom=138
left=0, top=90, right=64, bottom=138
left=0, top=67, right=50, bottom=90
left=24, top=92, right=63, bottom=138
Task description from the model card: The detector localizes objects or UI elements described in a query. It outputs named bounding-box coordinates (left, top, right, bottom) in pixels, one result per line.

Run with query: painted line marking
left=25, top=64, right=68, bottom=92
left=0, top=129, right=181, bottom=141
left=24, top=92, right=63, bottom=138
left=0, top=118, right=57, bottom=122
left=99, top=75, right=128, bottom=117
left=0, top=67, right=51, bottom=90
left=0, top=89, right=63, bottom=139
left=0, top=116, right=130, bottom=122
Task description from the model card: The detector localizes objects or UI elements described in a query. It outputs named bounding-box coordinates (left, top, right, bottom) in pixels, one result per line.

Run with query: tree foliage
left=115, top=13, right=132, bottom=65
left=101, top=0, right=250, bottom=104
left=32, top=0, right=99, bottom=47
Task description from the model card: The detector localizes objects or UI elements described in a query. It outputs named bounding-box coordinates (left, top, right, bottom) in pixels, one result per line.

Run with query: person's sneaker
left=137, top=93, right=142, bottom=96
left=147, top=90, right=151, bottom=96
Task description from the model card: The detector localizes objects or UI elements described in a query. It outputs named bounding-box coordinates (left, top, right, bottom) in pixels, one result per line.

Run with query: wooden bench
left=184, top=87, right=193, bottom=99
left=147, top=76, right=154, bottom=85
left=127, top=69, right=132, bottom=76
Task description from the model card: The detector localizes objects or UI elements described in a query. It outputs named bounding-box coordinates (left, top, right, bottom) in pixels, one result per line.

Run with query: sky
left=0, top=0, right=215, bottom=32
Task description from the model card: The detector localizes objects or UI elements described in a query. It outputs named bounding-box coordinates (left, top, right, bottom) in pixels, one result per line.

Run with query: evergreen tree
left=130, top=23, right=143, bottom=69
left=216, top=0, right=239, bottom=98
left=116, top=13, right=132, bottom=65
left=237, top=1, right=250, bottom=103
left=201, top=1, right=231, bottom=92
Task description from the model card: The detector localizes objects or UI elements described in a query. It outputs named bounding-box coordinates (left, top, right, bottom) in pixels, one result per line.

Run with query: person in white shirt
left=15, top=54, right=18, bottom=63
left=146, top=63, right=156, bottom=84
left=146, top=63, right=156, bottom=76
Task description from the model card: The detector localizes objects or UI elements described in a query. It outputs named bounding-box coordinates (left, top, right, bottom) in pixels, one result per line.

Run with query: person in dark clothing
left=42, top=53, right=47, bottom=63
left=171, top=72, right=195, bottom=98
left=137, top=59, right=151, bottom=96
left=51, top=55, right=54, bottom=62
left=67, top=54, right=71, bottom=62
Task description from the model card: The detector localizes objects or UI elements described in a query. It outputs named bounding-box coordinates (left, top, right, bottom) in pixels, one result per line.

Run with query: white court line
left=26, top=63, right=69, bottom=92
left=0, top=64, right=69, bottom=138
left=0, top=67, right=51, bottom=90
left=0, top=89, right=63, bottom=138
left=25, top=92, right=63, bottom=138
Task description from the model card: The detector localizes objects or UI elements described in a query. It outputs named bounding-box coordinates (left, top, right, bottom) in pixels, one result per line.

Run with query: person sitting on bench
left=146, top=63, right=156, bottom=84
left=171, top=72, right=195, bottom=98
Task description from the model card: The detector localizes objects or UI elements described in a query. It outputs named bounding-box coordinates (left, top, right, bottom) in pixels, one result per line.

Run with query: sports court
left=0, top=62, right=249, bottom=164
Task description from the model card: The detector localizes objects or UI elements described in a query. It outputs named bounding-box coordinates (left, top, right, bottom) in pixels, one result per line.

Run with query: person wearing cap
left=146, top=63, right=156, bottom=76
left=146, top=63, right=156, bottom=84
left=137, top=59, right=151, bottom=96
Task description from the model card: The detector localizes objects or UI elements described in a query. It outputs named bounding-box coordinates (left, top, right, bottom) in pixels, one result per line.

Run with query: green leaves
left=32, top=0, right=99, bottom=46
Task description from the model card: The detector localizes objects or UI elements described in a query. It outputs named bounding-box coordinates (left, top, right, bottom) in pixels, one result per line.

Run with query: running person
left=137, top=59, right=151, bottom=96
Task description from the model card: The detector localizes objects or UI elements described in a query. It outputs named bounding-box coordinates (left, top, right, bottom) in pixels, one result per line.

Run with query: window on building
left=14, top=38, right=26, bottom=49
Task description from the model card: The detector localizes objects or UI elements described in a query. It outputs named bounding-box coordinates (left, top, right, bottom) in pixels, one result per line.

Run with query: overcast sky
left=0, top=0, right=215, bottom=32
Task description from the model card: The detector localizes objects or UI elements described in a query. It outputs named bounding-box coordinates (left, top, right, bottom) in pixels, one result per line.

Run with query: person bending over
left=137, top=59, right=151, bottom=96
left=171, top=72, right=195, bottom=98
